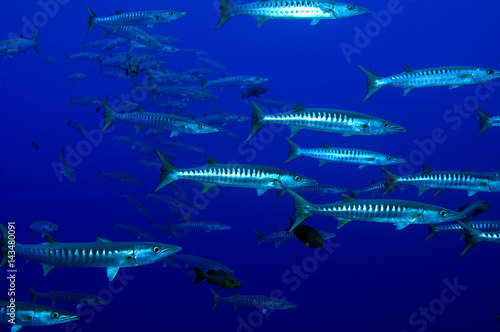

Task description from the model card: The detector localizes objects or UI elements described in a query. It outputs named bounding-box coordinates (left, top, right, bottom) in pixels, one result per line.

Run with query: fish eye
left=439, top=210, right=448, bottom=217
left=294, top=176, right=301, bottom=181
left=487, top=69, right=495, bottom=75
left=198, top=124, right=205, bottom=129
left=387, top=156, right=393, bottom=161
left=383, top=122, right=390, bottom=128
left=51, top=312, right=60, bottom=319
left=153, top=246, right=161, bottom=253
left=348, top=5, right=354, bottom=10
left=170, top=12, right=175, bottom=15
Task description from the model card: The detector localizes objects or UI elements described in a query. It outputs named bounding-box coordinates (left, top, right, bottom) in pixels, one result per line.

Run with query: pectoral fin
left=337, top=218, right=352, bottom=228
left=449, top=85, right=461, bottom=89
left=289, top=126, right=302, bottom=138
left=403, top=88, right=414, bottom=96
left=257, top=188, right=267, bottom=196
left=256, top=17, right=268, bottom=27
left=106, top=267, right=120, bottom=281
left=41, top=264, right=55, bottom=277
left=395, top=223, right=410, bottom=230
left=201, top=183, right=216, bottom=193
left=310, top=18, right=321, bottom=25
left=12, top=324, right=24, bottom=332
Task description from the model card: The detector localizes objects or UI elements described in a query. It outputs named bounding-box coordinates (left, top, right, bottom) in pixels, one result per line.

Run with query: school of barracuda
left=1, top=1, right=500, bottom=330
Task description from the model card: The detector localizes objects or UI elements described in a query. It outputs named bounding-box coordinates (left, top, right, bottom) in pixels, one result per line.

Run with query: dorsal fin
left=403, top=66, right=416, bottom=72
left=221, top=74, right=226, bottom=78
left=233, top=292, right=239, bottom=296
left=340, top=194, right=356, bottom=202
left=422, top=165, right=433, bottom=173
left=205, top=156, right=220, bottom=165
left=44, top=234, right=58, bottom=244
left=461, top=169, right=474, bottom=173
left=114, top=10, right=123, bottom=14
left=371, top=180, right=378, bottom=184
left=96, top=237, right=112, bottom=243
left=291, top=103, right=306, bottom=112
left=322, top=143, right=332, bottom=149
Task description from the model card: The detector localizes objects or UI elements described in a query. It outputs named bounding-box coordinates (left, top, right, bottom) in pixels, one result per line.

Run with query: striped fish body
left=211, top=290, right=296, bottom=313
left=348, top=180, right=387, bottom=198
left=29, top=289, right=107, bottom=307
left=95, top=11, right=185, bottom=27
left=197, top=114, right=249, bottom=125
left=101, top=25, right=161, bottom=48
left=295, top=185, right=347, bottom=195
left=171, top=221, right=230, bottom=232
left=432, top=221, right=500, bottom=236
left=248, top=102, right=405, bottom=139
left=216, top=0, right=370, bottom=29
left=475, top=109, right=500, bottom=136
left=201, top=75, right=269, bottom=90
left=0, top=301, right=79, bottom=328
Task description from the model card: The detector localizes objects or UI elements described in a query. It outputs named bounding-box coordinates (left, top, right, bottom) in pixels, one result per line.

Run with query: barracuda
left=348, top=180, right=387, bottom=199
left=287, top=191, right=466, bottom=231
left=247, top=101, right=405, bottom=139
left=283, top=136, right=405, bottom=167
left=255, top=228, right=335, bottom=247
left=426, top=221, right=500, bottom=241
left=167, top=220, right=231, bottom=238
left=101, top=101, right=218, bottom=137
left=215, top=0, right=370, bottom=29
left=100, top=25, right=162, bottom=48
left=87, top=7, right=187, bottom=34
left=457, top=221, right=500, bottom=257
left=359, top=65, right=500, bottom=101
left=153, top=152, right=317, bottom=195
left=210, top=289, right=296, bottom=313
left=0, top=224, right=181, bottom=281
left=28, top=288, right=108, bottom=309
left=277, top=184, right=347, bottom=200
left=381, top=166, right=500, bottom=197
left=200, top=75, right=269, bottom=91
left=0, top=301, right=80, bottom=331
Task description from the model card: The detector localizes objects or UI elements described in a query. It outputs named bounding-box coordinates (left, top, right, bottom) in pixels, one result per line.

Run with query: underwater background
left=1, top=0, right=500, bottom=331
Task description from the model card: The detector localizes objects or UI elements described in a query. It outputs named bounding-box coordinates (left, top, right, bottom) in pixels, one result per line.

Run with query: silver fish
left=426, top=221, right=500, bottom=241
left=255, top=228, right=335, bottom=248
left=359, top=65, right=500, bottom=102
left=215, top=0, right=370, bottom=29
left=457, top=221, right=500, bottom=257
left=475, top=108, right=500, bottom=136
left=200, top=75, right=269, bottom=91
left=0, top=28, right=39, bottom=57
left=29, top=219, right=58, bottom=238
left=28, top=288, right=108, bottom=309
left=167, top=220, right=231, bottom=238
left=210, top=289, right=296, bottom=313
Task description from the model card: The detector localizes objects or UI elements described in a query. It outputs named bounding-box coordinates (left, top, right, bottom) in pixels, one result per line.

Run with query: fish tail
left=424, top=224, right=440, bottom=241
left=246, top=101, right=266, bottom=141
left=358, top=65, right=381, bottom=102
left=28, top=287, right=38, bottom=303
left=101, top=99, right=117, bottom=133
left=254, top=230, right=264, bottom=246
left=286, top=191, right=313, bottom=231
left=475, top=108, right=493, bottom=136
left=87, top=7, right=98, bottom=35
left=380, top=167, right=397, bottom=196
left=215, top=0, right=234, bottom=30
left=194, top=267, right=205, bottom=284
left=210, top=288, right=220, bottom=311
left=32, top=27, right=39, bottom=54
left=240, top=91, right=246, bottom=100
left=153, top=151, right=179, bottom=192
left=457, top=221, right=481, bottom=257
left=283, top=137, right=300, bottom=164
left=347, top=188, right=359, bottom=199
left=66, top=120, right=72, bottom=126
left=0, top=224, right=10, bottom=268
left=68, top=95, right=73, bottom=108
left=199, top=77, right=208, bottom=91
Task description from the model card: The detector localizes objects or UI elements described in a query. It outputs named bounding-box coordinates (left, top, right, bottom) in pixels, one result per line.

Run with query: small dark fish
left=124, top=54, right=140, bottom=77
left=194, top=267, right=241, bottom=290
left=67, top=120, right=87, bottom=133
left=289, top=216, right=324, bottom=248
left=31, top=141, right=39, bottom=150
left=241, top=86, right=267, bottom=99
left=458, top=201, right=491, bottom=218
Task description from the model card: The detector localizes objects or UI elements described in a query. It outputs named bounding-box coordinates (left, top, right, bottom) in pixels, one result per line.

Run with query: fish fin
left=100, top=99, right=117, bottom=133
left=254, top=230, right=264, bottom=246
left=449, top=85, right=461, bottom=89
left=275, top=242, right=281, bottom=248
left=256, top=188, right=267, bottom=196
left=289, top=126, right=302, bottom=138
left=337, top=218, right=352, bottom=228
left=41, top=264, right=55, bottom=277
left=395, top=223, right=410, bottom=230
left=461, top=169, right=474, bottom=173
left=283, top=137, right=300, bottom=164
left=425, top=224, right=440, bottom=241
left=421, top=165, right=433, bottom=173
left=12, top=324, right=24, bottom=332
left=135, top=125, right=142, bottom=134
left=432, top=189, right=446, bottom=198
left=403, top=67, right=415, bottom=72
left=153, top=151, right=179, bottom=192
left=340, top=194, right=356, bottom=202
left=318, top=160, right=329, bottom=167
left=403, top=88, right=414, bottom=96
left=467, top=190, right=478, bottom=197
left=291, top=104, right=307, bottom=112
left=322, top=143, right=332, bottom=148
left=210, top=288, right=220, bottom=311
left=276, top=189, right=285, bottom=201
left=262, top=308, right=268, bottom=314
left=106, top=267, right=120, bottom=281
left=194, top=267, right=205, bottom=284
left=215, top=0, right=234, bottom=29
left=247, top=101, right=266, bottom=141
left=27, top=287, right=37, bottom=303
left=380, top=166, right=398, bottom=196
left=87, top=7, right=98, bottom=35
left=205, top=155, right=220, bottom=165
left=286, top=191, right=313, bottom=231
left=310, top=18, right=321, bottom=25
left=31, top=27, right=39, bottom=53
left=256, top=17, right=268, bottom=27
left=44, top=233, right=58, bottom=244
left=418, top=187, right=429, bottom=196
left=457, top=221, right=481, bottom=257
left=96, top=237, right=112, bottom=243
left=170, top=131, right=180, bottom=137
left=358, top=65, right=382, bottom=102
left=17, top=315, right=32, bottom=322
left=475, top=108, right=493, bottom=136
left=275, top=227, right=282, bottom=232
left=202, top=183, right=217, bottom=193
left=358, top=164, right=367, bottom=169
left=114, top=10, right=123, bottom=14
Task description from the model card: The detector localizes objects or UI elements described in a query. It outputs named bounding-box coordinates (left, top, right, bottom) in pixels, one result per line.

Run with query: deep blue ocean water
left=1, top=0, right=500, bottom=331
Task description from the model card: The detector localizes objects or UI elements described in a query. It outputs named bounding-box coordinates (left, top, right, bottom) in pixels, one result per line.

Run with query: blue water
left=2, top=0, right=500, bottom=331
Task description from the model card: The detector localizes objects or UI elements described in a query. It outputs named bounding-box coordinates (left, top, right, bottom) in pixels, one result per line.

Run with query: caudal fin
left=246, top=101, right=266, bottom=141
left=475, top=108, right=493, bottom=136
left=153, top=151, right=179, bottom=192
left=424, top=224, right=440, bottom=241
left=194, top=267, right=205, bottom=284
left=283, top=137, right=301, bottom=164
left=254, top=230, right=265, bottom=246
left=358, top=65, right=382, bottom=102
left=0, top=224, right=10, bottom=268
left=380, top=167, right=398, bottom=196
left=31, top=27, right=39, bottom=54
left=199, top=77, right=208, bottom=91
left=87, top=7, right=98, bottom=35
left=28, top=287, right=39, bottom=303
left=287, top=191, right=313, bottom=231
left=457, top=221, right=482, bottom=257
left=210, top=288, right=220, bottom=311
left=100, top=99, right=117, bottom=133
left=215, top=0, right=235, bottom=30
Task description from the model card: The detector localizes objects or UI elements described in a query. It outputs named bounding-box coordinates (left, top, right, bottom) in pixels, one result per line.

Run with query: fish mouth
left=162, top=245, right=183, bottom=256
left=445, top=212, right=468, bottom=222
left=392, top=158, right=407, bottom=165
left=58, top=314, right=81, bottom=323
left=390, top=126, right=406, bottom=133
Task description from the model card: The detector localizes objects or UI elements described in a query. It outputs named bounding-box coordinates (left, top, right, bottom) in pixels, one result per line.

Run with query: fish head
left=279, top=173, right=318, bottom=189
left=186, top=122, right=220, bottom=134
left=330, top=3, right=370, bottom=19
left=133, top=243, right=182, bottom=265
left=424, top=207, right=466, bottom=224
left=46, top=223, right=59, bottom=231
left=263, top=299, right=297, bottom=311
left=35, top=308, right=80, bottom=326
left=368, top=119, right=406, bottom=135
left=160, top=11, right=188, bottom=22
left=472, top=68, right=500, bottom=83
left=486, top=173, right=500, bottom=192
left=376, top=154, right=406, bottom=166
